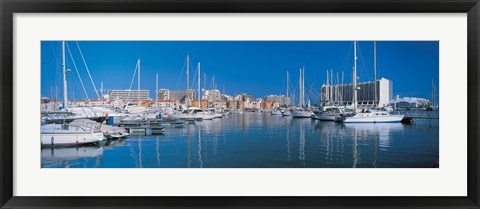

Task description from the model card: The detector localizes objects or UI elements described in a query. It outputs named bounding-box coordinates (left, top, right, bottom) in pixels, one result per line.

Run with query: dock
left=392, top=110, right=439, bottom=123
left=116, top=120, right=166, bottom=135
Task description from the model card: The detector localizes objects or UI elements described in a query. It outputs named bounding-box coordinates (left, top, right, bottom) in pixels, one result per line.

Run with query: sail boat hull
left=291, top=110, right=312, bottom=118
left=342, top=113, right=404, bottom=123
left=41, top=124, right=104, bottom=147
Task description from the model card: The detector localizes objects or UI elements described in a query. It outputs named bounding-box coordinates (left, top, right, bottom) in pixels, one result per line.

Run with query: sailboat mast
left=62, top=40, right=68, bottom=109
left=336, top=72, right=339, bottom=105
left=353, top=41, right=358, bottom=111
left=299, top=68, right=301, bottom=107
left=341, top=71, right=344, bottom=106
left=198, top=62, right=201, bottom=108
left=300, top=67, right=305, bottom=107
left=138, top=58, right=141, bottom=103
left=303, top=67, right=305, bottom=108
left=299, top=68, right=304, bottom=107
left=186, top=54, right=189, bottom=106
left=186, top=54, right=189, bottom=90
left=374, top=41, right=377, bottom=107
left=303, top=67, right=305, bottom=107
left=326, top=70, right=329, bottom=105
left=330, top=69, right=335, bottom=105
left=286, top=71, right=289, bottom=106
left=156, top=73, right=159, bottom=102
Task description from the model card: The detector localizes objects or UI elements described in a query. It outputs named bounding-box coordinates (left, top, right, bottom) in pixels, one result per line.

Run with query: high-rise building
left=157, top=89, right=195, bottom=104
left=203, top=89, right=222, bottom=102
left=109, top=90, right=149, bottom=101
left=321, top=77, right=393, bottom=107
left=157, top=89, right=169, bottom=101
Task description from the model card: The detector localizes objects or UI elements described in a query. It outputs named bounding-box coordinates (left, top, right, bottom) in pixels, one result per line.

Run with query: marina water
left=41, top=112, right=439, bottom=168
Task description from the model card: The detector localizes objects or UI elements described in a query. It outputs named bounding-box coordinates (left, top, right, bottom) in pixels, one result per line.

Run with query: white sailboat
left=342, top=41, right=404, bottom=123
left=343, top=109, right=404, bottom=123
left=194, top=62, right=214, bottom=120
left=271, top=108, right=283, bottom=115
left=41, top=41, right=105, bottom=146
left=292, top=67, right=313, bottom=118
left=291, top=109, right=312, bottom=118
left=41, top=123, right=104, bottom=147
left=282, top=110, right=292, bottom=116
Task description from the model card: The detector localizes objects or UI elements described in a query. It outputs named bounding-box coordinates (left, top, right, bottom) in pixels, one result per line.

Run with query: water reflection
left=42, top=113, right=439, bottom=168
left=41, top=146, right=103, bottom=168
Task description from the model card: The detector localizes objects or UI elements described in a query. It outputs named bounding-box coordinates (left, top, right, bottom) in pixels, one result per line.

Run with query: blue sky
left=41, top=41, right=439, bottom=104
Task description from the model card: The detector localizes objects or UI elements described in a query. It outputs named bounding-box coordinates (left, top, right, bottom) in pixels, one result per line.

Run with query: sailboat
left=292, top=67, right=313, bottom=118
left=342, top=41, right=404, bottom=123
left=271, top=108, right=283, bottom=115
left=41, top=41, right=105, bottom=146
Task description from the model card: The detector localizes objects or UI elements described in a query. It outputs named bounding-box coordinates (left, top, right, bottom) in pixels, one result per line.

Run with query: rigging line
left=66, top=43, right=90, bottom=101
left=357, top=42, right=371, bottom=82
left=340, top=42, right=353, bottom=76
left=49, top=42, right=61, bottom=75
left=175, top=57, right=187, bottom=91
left=190, top=64, right=199, bottom=91
left=50, top=42, right=62, bottom=100
left=129, top=61, right=138, bottom=90
left=126, top=60, right=138, bottom=101
left=75, top=41, right=100, bottom=99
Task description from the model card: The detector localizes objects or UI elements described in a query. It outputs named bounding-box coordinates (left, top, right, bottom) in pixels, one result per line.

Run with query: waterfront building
left=244, top=97, right=263, bottom=110
left=170, top=89, right=195, bottom=104
left=273, top=101, right=280, bottom=108
left=157, top=89, right=195, bottom=104
left=222, top=94, right=233, bottom=102
left=265, top=95, right=290, bottom=107
left=211, top=101, right=227, bottom=109
left=237, top=100, right=244, bottom=109
left=203, top=89, right=222, bottom=102
left=226, top=100, right=245, bottom=110
left=227, top=100, right=237, bottom=109
left=389, top=96, right=431, bottom=110
left=109, top=89, right=150, bottom=101
left=262, top=100, right=274, bottom=109
left=244, top=98, right=262, bottom=110
left=234, top=93, right=253, bottom=102
left=141, top=100, right=155, bottom=107
left=157, top=89, right=169, bottom=100
left=321, top=77, right=393, bottom=107
left=192, top=100, right=210, bottom=109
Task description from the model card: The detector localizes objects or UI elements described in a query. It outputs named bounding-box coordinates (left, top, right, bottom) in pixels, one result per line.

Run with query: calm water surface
left=41, top=112, right=439, bottom=168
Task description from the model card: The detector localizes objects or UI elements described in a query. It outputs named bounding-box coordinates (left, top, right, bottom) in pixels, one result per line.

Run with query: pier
left=116, top=120, right=166, bottom=135
left=392, top=110, right=439, bottom=123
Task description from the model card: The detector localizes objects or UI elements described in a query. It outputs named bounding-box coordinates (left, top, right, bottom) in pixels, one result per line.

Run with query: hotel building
left=321, top=77, right=393, bottom=107
left=109, top=90, right=150, bottom=101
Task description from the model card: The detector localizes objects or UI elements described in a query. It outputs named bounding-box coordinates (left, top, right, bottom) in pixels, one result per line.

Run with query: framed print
left=1, top=0, right=479, bottom=208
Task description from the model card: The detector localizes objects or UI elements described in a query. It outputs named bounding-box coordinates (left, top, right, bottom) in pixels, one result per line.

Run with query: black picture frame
left=1, top=0, right=479, bottom=208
